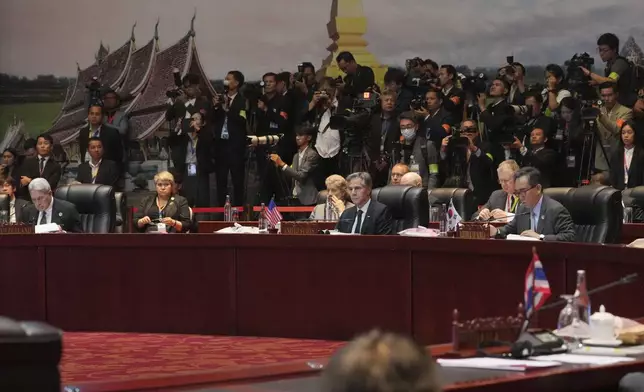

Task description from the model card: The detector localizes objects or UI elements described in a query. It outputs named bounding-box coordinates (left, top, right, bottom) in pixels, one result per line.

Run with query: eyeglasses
left=514, top=185, right=536, bottom=196
left=597, top=47, right=612, bottom=54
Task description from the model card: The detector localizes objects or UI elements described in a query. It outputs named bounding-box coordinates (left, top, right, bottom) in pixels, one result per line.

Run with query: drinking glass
left=624, top=206, right=633, bottom=224
left=558, top=294, right=580, bottom=330
left=430, top=206, right=440, bottom=222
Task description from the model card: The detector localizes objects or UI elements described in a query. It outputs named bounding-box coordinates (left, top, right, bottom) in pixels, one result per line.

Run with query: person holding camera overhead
left=165, top=73, right=214, bottom=208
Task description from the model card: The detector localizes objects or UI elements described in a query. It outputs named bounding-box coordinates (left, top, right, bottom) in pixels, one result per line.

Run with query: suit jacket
left=16, top=156, right=62, bottom=199
left=8, top=198, right=30, bottom=223
left=104, top=110, right=130, bottom=137
left=610, top=146, right=644, bottom=190
left=472, top=189, right=518, bottom=219
left=336, top=200, right=393, bottom=235
left=133, top=194, right=192, bottom=233
left=79, top=124, right=123, bottom=165
left=497, top=195, right=576, bottom=242
left=421, top=107, right=455, bottom=146
left=76, top=159, right=120, bottom=188
left=596, top=103, right=633, bottom=171
left=20, top=198, right=82, bottom=233
left=168, top=124, right=215, bottom=175
left=520, top=147, right=558, bottom=188
left=213, top=94, right=248, bottom=152
left=283, top=147, right=320, bottom=205
left=366, top=112, right=400, bottom=162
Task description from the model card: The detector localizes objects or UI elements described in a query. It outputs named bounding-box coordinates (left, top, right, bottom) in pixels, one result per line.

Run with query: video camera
left=85, top=76, right=104, bottom=106
left=459, top=73, right=489, bottom=95
left=166, top=68, right=184, bottom=99
left=565, top=53, right=596, bottom=99
left=294, top=62, right=314, bottom=83
left=404, top=57, right=438, bottom=88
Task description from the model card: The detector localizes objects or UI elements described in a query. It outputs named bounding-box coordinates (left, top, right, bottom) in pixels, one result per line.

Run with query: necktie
left=354, top=210, right=363, bottom=234
left=532, top=211, right=538, bottom=231
left=39, top=211, right=47, bottom=225
left=39, top=158, right=45, bottom=175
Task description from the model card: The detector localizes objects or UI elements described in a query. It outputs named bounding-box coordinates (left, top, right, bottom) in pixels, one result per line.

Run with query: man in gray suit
left=490, top=167, right=576, bottom=242
left=474, top=159, right=520, bottom=220
left=270, top=127, right=320, bottom=205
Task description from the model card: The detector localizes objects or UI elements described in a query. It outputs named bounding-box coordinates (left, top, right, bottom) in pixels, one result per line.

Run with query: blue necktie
left=532, top=211, right=538, bottom=231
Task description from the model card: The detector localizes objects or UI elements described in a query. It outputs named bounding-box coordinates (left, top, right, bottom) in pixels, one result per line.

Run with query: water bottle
left=409, top=154, right=419, bottom=173
left=224, top=195, right=232, bottom=222
left=258, top=203, right=268, bottom=232
left=232, top=208, right=239, bottom=222
left=438, top=203, right=447, bottom=236
left=574, top=270, right=591, bottom=324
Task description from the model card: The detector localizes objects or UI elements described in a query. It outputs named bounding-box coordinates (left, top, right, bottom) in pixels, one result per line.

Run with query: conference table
left=2, top=233, right=644, bottom=346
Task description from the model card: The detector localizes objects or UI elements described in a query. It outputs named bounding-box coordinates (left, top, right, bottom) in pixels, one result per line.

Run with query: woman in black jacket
left=133, top=171, right=192, bottom=233
left=610, top=121, right=644, bottom=190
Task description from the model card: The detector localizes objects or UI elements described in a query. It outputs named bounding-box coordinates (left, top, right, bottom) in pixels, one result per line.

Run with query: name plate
left=458, top=222, right=490, bottom=240
left=280, top=221, right=337, bottom=235
left=0, top=223, right=36, bottom=235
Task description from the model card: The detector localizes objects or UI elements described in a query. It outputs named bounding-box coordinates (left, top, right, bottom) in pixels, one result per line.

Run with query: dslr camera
left=166, top=68, right=184, bottom=99
left=86, top=76, right=104, bottom=106
left=459, top=73, right=489, bottom=95
left=329, top=91, right=379, bottom=155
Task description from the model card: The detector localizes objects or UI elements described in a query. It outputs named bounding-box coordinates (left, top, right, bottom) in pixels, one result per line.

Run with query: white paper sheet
left=506, top=234, right=540, bottom=241
left=35, top=223, right=60, bottom=234
left=531, top=354, right=635, bottom=365
left=437, top=357, right=561, bottom=372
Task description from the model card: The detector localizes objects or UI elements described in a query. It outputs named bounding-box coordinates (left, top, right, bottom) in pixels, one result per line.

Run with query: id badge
left=187, top=163, right=197, bottom=176
left=566, top=155, right=576, bottom=168
left=269, top=122, right=279, bottom=129
left=156, top=223, right=167, bottom=233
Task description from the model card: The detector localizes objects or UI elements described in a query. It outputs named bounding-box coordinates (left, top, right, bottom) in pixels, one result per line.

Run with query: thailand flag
left=524, top=250, right=551, bottom=319
left=266, top=198, right=283, bottom=228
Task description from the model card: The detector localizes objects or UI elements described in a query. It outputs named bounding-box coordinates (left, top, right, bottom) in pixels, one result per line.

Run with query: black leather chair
left=371, top=185, right=429, bottom=232
left=543, top=185, right=622, bottom=244
left=427, top=188, right=476, bottom=220
left=55, top=184, right=116, bottom=233
left=622, top=186, right=644, bottom=223
left=114, top=192, right=127, bottom=233
left=0, top=194, right=9, bottom=214
left=0, top=316, right=62, bottom=391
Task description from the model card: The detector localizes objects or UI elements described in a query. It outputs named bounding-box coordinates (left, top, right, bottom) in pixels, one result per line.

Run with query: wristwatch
left=539, top=234, right=545, bottom=241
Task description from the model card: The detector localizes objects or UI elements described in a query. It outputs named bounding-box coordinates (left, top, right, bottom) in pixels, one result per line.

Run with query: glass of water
left=624, top=206, right=633, bottom=224
left=430, top=206, right=440, bottom=222
left=0, top=210, right=8, bottom=224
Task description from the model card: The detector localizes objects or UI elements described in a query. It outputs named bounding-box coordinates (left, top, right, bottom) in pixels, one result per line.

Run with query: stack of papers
left=506, top=234, right=540, bottom=242
left=436, top=357, right=561, bottom=372
left=531, top=354, right=635, bottom=365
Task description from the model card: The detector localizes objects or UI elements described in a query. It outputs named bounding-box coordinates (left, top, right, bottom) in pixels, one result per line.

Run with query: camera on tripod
left=459, top=73, right=489, bottom=95
left=86, top=76, right=104, bottom=106
left=565, top=53, right=596, bottom=97
left=166, top=68, right=185, bottom=99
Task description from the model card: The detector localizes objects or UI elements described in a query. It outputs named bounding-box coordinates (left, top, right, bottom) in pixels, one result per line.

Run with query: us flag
left=266, top=198, right=283, bottom=228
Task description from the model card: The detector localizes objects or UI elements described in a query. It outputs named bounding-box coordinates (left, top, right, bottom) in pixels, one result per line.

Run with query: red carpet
left=61, top=332, right=344, bottom=390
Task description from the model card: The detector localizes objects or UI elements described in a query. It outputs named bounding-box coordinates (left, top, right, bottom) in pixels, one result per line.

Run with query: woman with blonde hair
left=134, top=171, right=191, bottom=233
left=310, top=174, right=354, bottom=220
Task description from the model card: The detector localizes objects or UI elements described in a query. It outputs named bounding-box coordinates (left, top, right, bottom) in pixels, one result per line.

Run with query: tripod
left=577, top=116, right=611, bottom=185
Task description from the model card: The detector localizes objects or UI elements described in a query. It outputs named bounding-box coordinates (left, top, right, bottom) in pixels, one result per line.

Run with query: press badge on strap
left=566, top=155, right=576, bottom=168
left=157, top=223, right=167, bottom=233
left=187, top=163, right=197, bottom=176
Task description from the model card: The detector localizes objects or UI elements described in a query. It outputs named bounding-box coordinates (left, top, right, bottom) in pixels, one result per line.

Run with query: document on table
left=506, top=234, right=540, bottom=241
left=436, top=357, right=562, bottom=372
left=531, top=354, right=636, bottom=365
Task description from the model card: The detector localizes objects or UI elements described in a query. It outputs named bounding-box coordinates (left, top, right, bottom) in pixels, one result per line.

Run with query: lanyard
left=156, top=198, right=168, bottom=218
left=506, top=195, right=518, bottom=213
left=188, top=134, right=198, bottom=155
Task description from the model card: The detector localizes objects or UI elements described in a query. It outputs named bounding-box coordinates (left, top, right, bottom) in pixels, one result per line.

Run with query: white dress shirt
left=351, top=199, right=371, bottom=234
left=9, top=199, right=16, bottom=223
left=89, top=159, right=102, bottom=184
left=624, top=146, right=634, bottom=185
left=316, top=99, right=341, bottom=159
left=38, top=199, right=54, bottom=225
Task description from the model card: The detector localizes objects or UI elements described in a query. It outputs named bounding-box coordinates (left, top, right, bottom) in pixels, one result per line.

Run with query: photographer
left=542, top=64, right=572, bottom=113
left=293, top=62, right=318, bottom=102
left=336, top=51, right=375, bottom=98
left=523, top=90, right=557, bottom=142
left=552, top=97, right=586, bottom=187
left=512, top=127, right=557, bottom=188
left=595, top=82, right=633, bottom=173
left=213, top=70, right=247, bottom=207
left=498, top=61, right=526, bottom=105
left=276, top=71, right=299, bottom=164
left=439, top=65, right=466, bottom=123
left=396, top=112, right=439, bottom=189
left=440, top=120, right=498, bottom=206
left=366, top=90, right=400, bottom=187
left=478, top=78, right=515, bottom=165
left=581, top=33, right=635, bottom=108
left=416, top=88, right=455, bottom=148
left=383, top=68, right=413, bottom=113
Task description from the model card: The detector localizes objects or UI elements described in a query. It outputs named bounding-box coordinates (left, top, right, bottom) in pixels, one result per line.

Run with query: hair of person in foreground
left=322, top=329, right=442, bottom=392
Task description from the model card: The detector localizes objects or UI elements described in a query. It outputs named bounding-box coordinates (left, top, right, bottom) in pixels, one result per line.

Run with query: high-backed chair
left=427, top=188, right=476, bottom=220
left=54, top=184, right=116, bottom=233
left=114, top=192, right=127, bottom=233
left=623, top=186, right=644, bottom=223
left=0, top=316, right=62, bottom=391
left=371, top=185, right=428, bottom=232
left=543, top=185, right=622, bottom=244
left=0, top=194, right=9, bottom=214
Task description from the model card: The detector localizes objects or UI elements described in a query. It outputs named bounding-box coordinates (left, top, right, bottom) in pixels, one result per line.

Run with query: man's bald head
left=400, top=172, right=422, bottom=187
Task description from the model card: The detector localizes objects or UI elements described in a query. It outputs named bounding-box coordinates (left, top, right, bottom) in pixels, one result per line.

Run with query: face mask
left=401, top=128, right=416, bottom=140
left=223, top=80, right=230, bottom=87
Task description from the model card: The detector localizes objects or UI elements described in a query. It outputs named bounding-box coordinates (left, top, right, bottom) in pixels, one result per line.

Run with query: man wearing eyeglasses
left=490, top=167, right=575, bottom=241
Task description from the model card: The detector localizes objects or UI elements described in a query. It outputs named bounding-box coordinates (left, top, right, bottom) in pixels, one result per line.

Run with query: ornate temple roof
left=622, top=36, right=643, bottom=65
left=119, top=38, right=156, bottom=100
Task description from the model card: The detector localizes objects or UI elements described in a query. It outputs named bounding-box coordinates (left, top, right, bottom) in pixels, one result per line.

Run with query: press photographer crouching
left=396, top=112, right=439, bottom=189
left=269, top=127, right=320, bottom=206
left=438, top=64, right=466, bottom=123
left=365, top=90, right=400, bottom=188
left=440, top=120, right=498, bottom=207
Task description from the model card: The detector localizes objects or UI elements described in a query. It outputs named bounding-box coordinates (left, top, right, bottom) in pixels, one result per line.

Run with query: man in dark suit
left=17, top=133, right=62, bottom=200
left=366, top=91, right=400, bottom=188
left=336, top=51, right=375, bottom=99
left=417, top=88, right=455, bottom=148
left=473, top=159, right=520, bottom=220
left=336, top=172, right=392, bottom=235
left=491, top=167, right=575, bottom=242
left=516, top=127, right=558, bottom=188
left=79, top=105, right=123, bottom=167
left=270, top=127, right=320, bottom=206
left=20, top=178, right=82, bottom=233
left=1, top=176, right=30, bottom=223
left=213, top=70, right=247, bottom=207
left=75, top=137, right=120, bottom=188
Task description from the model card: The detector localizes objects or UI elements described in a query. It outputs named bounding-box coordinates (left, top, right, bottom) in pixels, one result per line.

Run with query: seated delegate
left=20, top=177, right=82, bottom=233
left=310, top=174, right=354, bottom=220
left=490, top=167, right=575, bottom=242
left=336, top=172, right=392, bottom=235
left=134, top=171, right=191, bottom=233
left=474, top=159, right=520, bottom=221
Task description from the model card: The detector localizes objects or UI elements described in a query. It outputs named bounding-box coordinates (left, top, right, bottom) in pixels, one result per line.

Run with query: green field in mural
left=0, top=102, right=63, bottom=140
